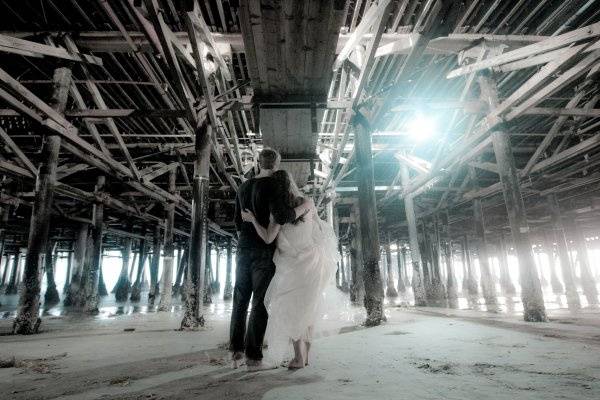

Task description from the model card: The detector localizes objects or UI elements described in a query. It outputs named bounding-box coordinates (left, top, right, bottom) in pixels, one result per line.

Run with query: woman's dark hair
left=272, top=170, right=305, bottom=224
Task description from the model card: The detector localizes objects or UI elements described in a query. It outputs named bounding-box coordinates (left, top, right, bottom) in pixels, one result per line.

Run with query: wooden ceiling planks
left=240, top=0, right=346, bottom=101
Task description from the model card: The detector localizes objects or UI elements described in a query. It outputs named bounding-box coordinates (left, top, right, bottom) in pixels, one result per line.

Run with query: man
left=230, top=148, right=309, bottom=371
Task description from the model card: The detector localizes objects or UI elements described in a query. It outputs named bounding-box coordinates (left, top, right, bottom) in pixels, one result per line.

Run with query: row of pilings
left=335, top=222, right=600, bottom=312
left=0, top=231, right=236, bottom=311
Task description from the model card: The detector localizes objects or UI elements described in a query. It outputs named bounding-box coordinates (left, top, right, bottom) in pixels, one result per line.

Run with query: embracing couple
left=229, top=148, right=338, bottom=371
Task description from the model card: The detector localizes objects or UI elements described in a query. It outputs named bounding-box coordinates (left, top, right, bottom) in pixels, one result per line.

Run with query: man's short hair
left=259, top=148, right=280, bottom=170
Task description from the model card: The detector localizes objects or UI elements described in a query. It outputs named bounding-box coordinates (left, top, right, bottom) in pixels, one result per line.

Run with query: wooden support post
left=547, top=194, right=580, bottom=308
left=461, top=235, right=478, bottom=299
left=63, top=247, right=73, bottom=294
left=5, top=252, right=21, bottom=295
left=13, top=68, right=71, bottom=334
left=441, top=218, right=458, bottom=307
left=181, top=122, right=211, bottom=330
left=349, top=224, right=364, bottom=304
left=339, top=244, right=349, bottom=292
left=159, top=169, right=177, bottom=311
left=0, top=254, right=8, bottom=290
left=129, top=251, right=138, bottom=283
left=482, top=74, right=547, bottom=322
left=400, top=160, right=427, bottom=306
left=98, top=253, right=108, bottom=297
left=148, top=224, right=162, bottom=306
left=214, top=246, right=221, bottom=292
left=130, top=238, right=147, bottom=302
left=428, top=216, right=446, bottom=306
left=543, top=231, right=564, bottom=295
left=571, top=225, right=598, bottom=305
left=498, top=233, right=517, bottom=296
left=223, top=239, right=234, bottom=300
left=173, top=246, right=188, bottom=297
left=473, top=198, right=498, bottom=311
left=203, top=242, right=213, bottom=305
left=78, top=176, right=106, bottom=312
left=114, top=238, right=132, bottom=302
left=395, top=241, right=406, bottom=294
left=64, top=223, right=88, bottom=306
left=384, top=236, right=398, bottom=298
left=43, top=242, right=60, bottom=306
left=0, top=206, right=7, bottom=290
left=353, top=113, right=384, bottom=325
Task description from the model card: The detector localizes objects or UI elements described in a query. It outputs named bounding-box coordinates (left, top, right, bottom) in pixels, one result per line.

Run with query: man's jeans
left=229, top=247, right=275, bottom=360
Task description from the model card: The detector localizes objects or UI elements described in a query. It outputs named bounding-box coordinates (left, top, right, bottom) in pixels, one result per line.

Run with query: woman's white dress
left=263, top=208, right=339, bottom=364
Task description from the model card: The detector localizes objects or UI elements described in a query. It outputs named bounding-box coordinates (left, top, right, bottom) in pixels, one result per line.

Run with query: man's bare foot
left=287, top=357, right=304, bottom=370
left=246, top=359, right=277, bottom=372
left=231, top=351, right=244, bottom=369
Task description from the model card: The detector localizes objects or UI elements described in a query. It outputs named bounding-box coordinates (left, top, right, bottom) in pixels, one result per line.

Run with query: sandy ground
left=1, top=301, right=600, bottom=400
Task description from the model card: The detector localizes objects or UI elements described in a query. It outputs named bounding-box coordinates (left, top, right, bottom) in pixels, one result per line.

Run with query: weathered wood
left=62, top=248, right=73, bottom=294
left=158, top=169, right=177, bottom=311
left=428, top=217, right=446, bottom=306
left=0, top=33, right=103, bottom=64
left=173, top=246, right=188, bottom=297
left=13, top=68, right=71, bottom=335
left=447, top=22, right=600, bottom=78
left=570, top=225, right=598, bottom=305
left=492, top=127, right=546, bottom=322
left=547, top=194, right=580, bottom=308
left=64, top=223, right=88, bottom=306
left=223, top=239, right=233, bottom=300
left=181, top=122, right=211, bottom=330
left=400, top=160, right=427, bottom=306
left=543, top=231, right=564, bottom=296
left=461, top=235, right=478, bottom=300
left=384, top=236, right=397, bottom=298
left=475, top=73, right=546, bottom=322
left=114, top=238, right=132, bottom=302
left=98, top=254, right=108, bottom=297
left=148, top=224, right=162, bottom=306
left=353, top=113, right=383, bottom=326
left=395, top=241, right=407, bottom=294
left=349, top=222, right=364, bottom=304
left=203, top=242, right=213, bottom=305
left=43, top=242, right=60, bottom=306
left=339, top=243, right=349, bottom=292
left=5, top=252, right=21, bottom=295
left=77, top=176, right=106, bottom=312
left=130, top=238, right=147, bottom=302
left=440, top=217, right=458, bottom=308
left=472, top=188, right=498, bottom=310
left=497, top=233, right=516, bottom=297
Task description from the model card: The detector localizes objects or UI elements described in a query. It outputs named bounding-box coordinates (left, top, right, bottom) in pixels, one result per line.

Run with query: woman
left=241, top=170, right=339, bottom=369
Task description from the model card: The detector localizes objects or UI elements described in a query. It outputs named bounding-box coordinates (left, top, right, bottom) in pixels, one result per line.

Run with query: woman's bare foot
left=289, top=339, right=304, bottom=369
left=287, top=357, right=304, bottom=369
left=304, top=342, right=311, bottom=366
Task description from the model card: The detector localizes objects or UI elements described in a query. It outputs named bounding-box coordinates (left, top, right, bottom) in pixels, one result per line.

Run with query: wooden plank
left=448, top=22, right=600, bottom=78
left=0, top=126, right=37, bottom=175
left=142, top=163, right=179, bottom=182
left=506, top=49, right=600, bottom=120
left=186, top=11, right=240, bottom=187
left=0, top=34, right=103, bottom=65
left=333, top=0, right=392, bottom=71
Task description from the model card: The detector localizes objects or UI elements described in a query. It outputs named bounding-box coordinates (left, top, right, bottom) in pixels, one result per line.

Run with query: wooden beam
left=447, top=22, right=600, bottom=78
left=0, top=126, right=37, bottom=175
left=332, top=0, right=392, bottom=71
left=0, top=33, right=103, bottom=65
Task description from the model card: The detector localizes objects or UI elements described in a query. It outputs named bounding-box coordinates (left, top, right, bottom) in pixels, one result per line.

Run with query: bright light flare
left=406, top=112, right=437, bottom=142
